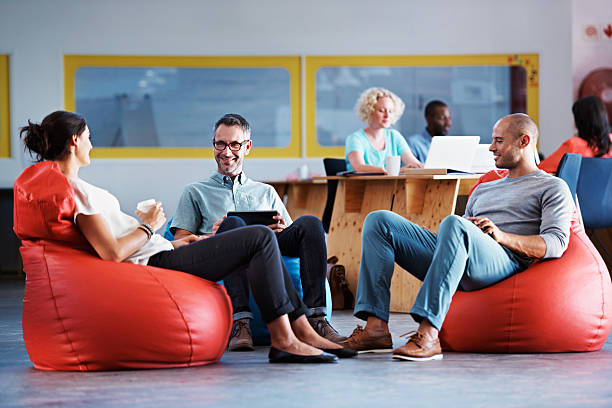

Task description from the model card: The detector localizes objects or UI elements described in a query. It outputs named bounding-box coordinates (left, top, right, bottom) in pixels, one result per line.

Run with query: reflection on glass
left=315, top=66, right=526, bottom=146
left=75, top=67, right=291, bottom=148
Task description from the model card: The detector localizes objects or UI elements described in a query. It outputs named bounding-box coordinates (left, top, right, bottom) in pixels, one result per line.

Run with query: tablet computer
left=226, top=210, right=277, bottom=226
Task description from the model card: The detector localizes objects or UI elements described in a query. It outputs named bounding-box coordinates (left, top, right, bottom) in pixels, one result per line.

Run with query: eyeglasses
left=212, top=140, right=249, bottom=151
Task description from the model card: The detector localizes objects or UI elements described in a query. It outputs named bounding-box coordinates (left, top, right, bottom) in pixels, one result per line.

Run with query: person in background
left=539, top=95, right=612, bottom=173
left=345, top=87, right=422, bottom=173
left=405, top=100, right=452, bottom=163
left=20, top=110, right=355, bottom=364
left=341, top=114, right=574, bottom=361
left=172, top=113, right=347, bottom=352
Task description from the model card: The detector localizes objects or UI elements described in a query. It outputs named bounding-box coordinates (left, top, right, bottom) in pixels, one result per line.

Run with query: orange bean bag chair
left=14, top=162, right=233, bottom=371
left=439, top=170, right=612, bottom=352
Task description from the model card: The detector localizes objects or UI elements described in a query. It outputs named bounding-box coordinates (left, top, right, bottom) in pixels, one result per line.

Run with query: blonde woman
left=346, top=87, right=422, bottom=173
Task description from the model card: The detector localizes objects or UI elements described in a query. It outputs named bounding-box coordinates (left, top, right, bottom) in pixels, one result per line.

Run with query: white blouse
left=69, top=177, right=174, bottom=265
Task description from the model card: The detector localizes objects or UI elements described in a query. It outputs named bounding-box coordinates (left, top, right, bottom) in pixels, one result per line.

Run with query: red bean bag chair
left=14, top=162, right=233, bottom=371
left=439, top=170, right=612, bottom=352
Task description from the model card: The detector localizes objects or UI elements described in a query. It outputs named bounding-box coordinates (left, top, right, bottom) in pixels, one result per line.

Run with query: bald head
left=496, top=113, right=539, bottom=147
left=490, top=113, right=540, bottom=173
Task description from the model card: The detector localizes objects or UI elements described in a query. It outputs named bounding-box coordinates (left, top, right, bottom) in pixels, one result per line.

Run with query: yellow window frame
left=0, top=55, right=10, bottom=158
left=305, top=54, right=539, bottom=158
left=64, top=55, right=301, bottom=159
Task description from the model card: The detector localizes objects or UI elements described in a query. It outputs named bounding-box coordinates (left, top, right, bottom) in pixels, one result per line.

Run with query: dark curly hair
left=20, top=111, right=87, bottom=162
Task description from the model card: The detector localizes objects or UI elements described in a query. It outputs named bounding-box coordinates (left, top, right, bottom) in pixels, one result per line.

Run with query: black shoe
left=321, top=347, right=358, bottom=358
left=268, top=347, right=338, bottom=364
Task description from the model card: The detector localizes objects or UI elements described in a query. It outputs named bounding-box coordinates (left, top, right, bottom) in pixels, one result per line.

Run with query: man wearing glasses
left=171, top=113, right=346, bottom=351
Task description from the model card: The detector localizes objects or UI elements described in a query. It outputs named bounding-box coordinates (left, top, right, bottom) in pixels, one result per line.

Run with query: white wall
left=572, top=0, right=612, bottom=98
left=0, top=0, right=573, bottom=219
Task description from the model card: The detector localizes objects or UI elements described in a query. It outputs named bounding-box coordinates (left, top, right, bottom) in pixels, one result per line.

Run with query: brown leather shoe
left=228, top=318, right=254, bottom=351
left=308, top=316, right=348, bottom=343
left=340, top=325, right=393, bottom=353
left=392, top=331, right=442, bottom=361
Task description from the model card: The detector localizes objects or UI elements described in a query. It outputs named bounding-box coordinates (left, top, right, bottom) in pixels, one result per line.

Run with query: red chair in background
left=14, top=161, right=233, bottom=371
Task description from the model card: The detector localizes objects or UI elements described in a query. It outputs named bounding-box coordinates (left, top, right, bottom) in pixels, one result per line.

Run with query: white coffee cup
left=298, top=164, right=309, bottom=180
left=137, top=199, right=156, bottom=212
left=385, top=156, right=401, bottom=176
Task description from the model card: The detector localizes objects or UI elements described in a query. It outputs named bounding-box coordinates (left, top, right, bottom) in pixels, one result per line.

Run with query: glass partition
left=65, top=56, right=301, bottom=158
left=305, top=54, right=538, bottom=157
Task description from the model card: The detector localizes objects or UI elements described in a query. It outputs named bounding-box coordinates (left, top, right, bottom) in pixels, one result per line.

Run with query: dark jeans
left=222, top=215, right=328, bottom=319
left=147, top=219, right=307, bottom=323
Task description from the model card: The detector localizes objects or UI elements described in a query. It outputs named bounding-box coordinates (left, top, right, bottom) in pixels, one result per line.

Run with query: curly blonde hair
left=354, top=87, right=405, bottom=124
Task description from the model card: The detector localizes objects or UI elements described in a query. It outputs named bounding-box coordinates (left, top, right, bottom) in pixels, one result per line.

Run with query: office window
left=306, top=54, right=538, bottom=157
left=0, top=55, right=9, bottom=158
left=65, top=56, right=301, bottom=158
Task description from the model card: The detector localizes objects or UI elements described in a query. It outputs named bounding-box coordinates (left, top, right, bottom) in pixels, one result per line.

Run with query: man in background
left=405, top=100, right=452, bottom=162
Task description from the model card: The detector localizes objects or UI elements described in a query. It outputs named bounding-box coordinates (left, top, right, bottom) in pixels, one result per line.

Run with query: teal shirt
left=344, top=128, right=410, bottom=171
left=171, top=172, right=292, bottom=235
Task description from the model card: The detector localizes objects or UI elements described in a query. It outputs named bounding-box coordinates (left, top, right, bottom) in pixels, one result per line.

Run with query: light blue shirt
left=344, top=128, right=410, bottom=171
left=171, top=172, right=292, bottom=235
left=405, top=128, right=432, bottom=163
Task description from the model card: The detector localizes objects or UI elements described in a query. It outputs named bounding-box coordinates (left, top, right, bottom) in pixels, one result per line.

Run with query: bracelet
left=138, top=225, right=152, bottom=240
left=141, top=223, right=154, bottom=237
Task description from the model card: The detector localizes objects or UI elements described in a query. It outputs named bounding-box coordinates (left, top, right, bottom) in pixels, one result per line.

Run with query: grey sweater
left=464, top=170, right=575, bottom=266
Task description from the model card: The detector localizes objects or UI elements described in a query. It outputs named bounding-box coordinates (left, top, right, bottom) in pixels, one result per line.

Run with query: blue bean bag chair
left=164, top=220, right=332, bottom=345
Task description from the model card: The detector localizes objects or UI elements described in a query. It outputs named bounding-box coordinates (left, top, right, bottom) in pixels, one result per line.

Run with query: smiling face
left=368, top=96, right=395, bottom=129
left=74, top=125, right=92, bottom=167
left=489, top=119, right=524, bottom=169
left=426, top=106, right=451, bottom=136
left=213, top=124, right=252, bottom=178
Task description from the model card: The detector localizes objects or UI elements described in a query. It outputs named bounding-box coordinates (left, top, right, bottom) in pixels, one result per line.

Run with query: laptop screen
left=424, top=136, right=480, bottom=172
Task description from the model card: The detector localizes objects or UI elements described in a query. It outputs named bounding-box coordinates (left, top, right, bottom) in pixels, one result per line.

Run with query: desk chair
left=576, top=157, right=612, bottom=269
left=321, top=158, right=346, bottom=233
left=555, top=153, right=582, bottom=204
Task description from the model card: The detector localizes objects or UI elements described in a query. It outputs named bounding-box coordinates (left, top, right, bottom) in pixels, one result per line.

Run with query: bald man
left=341, top=114, right=575, bottom=361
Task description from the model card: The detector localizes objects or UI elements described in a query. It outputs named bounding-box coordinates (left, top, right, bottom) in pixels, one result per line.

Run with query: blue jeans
left=354, top=210, right=523, bottom=330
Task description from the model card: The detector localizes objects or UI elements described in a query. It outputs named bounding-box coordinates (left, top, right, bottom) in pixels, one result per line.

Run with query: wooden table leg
left=387, top=179, right=460, bottom=312
left=327, top=179, right=397, bottom=309
left=327, top=178, right=461, bottom=313
left=286, top=183, right=328, bottom=220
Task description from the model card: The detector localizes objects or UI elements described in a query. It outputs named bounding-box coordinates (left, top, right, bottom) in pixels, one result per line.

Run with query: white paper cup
left=298, top=164, right=309, bottom=180
left=137, top=199, right=156, bottom=212
left=385, top=156, right=401, bottom=176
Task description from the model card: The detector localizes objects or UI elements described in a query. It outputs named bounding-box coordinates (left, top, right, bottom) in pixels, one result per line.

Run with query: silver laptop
left=470, top=144, right=497, bottom=173
left=424, top=136, right=480, bottom=173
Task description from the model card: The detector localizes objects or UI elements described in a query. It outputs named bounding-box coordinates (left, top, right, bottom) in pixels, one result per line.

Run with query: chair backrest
left=13, top=161, right=91, bottom=250
left=321, top=158, right=346, bottom=233
left=577, top=157, right=612, bottom=229
left=555, top=153, right=582, bottom=204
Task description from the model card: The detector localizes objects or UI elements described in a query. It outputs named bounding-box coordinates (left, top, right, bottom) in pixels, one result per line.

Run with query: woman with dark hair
left=539, top=96, right=612, bottom=173
left=19, top=110, right=356, bottom=364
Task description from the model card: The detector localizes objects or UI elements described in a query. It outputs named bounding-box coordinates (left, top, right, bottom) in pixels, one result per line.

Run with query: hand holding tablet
left=226, top=210, right=278, bottom=226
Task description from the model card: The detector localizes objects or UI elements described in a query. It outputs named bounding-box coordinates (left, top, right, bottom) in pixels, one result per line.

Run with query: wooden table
left=320, top=173, right=480, bottom=313
left=264, top=179, right=328, bottom=220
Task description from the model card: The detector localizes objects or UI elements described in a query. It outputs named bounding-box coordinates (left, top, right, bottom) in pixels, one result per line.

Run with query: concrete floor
left=1, top=279, right=611, bottom=408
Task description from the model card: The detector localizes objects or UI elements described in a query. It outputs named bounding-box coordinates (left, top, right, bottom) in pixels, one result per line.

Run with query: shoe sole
left=229, top=346, right=255, bottom=352
left=356, top=348, right=394, bottom=354
left=392, top=353, right=443, bottom=361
